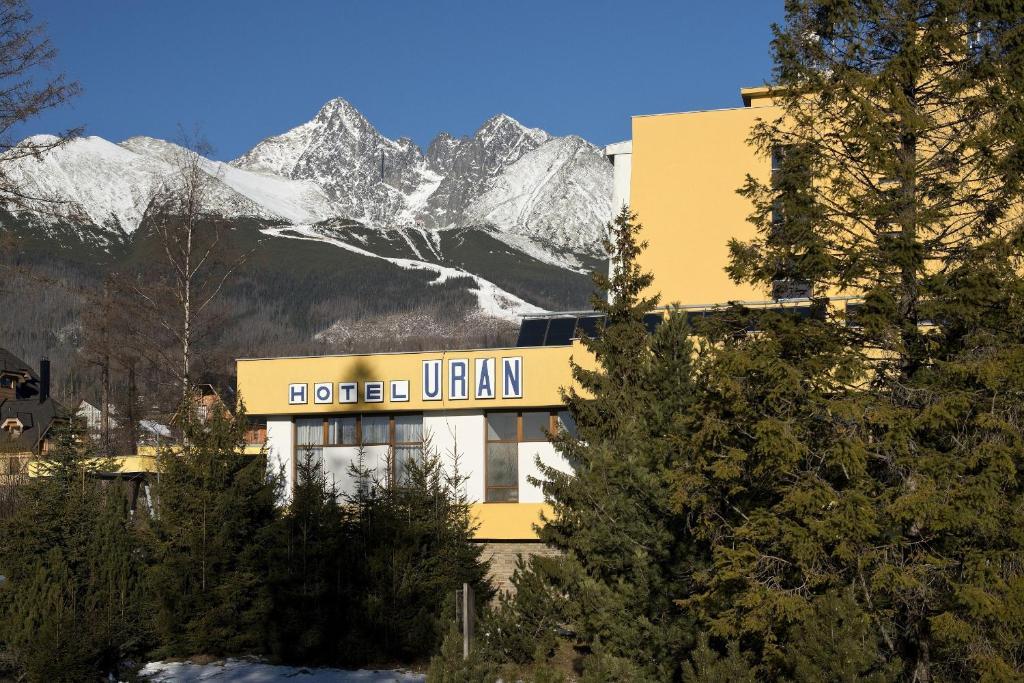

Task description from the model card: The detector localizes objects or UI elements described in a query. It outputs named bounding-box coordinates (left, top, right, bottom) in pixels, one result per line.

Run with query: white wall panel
left=518, top=441, right=572, bottom=503
left=424, top=410, right=486, bottom=503
left=266, top=417, right=294, bottom=498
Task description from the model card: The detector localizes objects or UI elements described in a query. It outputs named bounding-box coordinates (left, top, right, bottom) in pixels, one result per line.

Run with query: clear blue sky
left=23, top=1, right=784, bottom=161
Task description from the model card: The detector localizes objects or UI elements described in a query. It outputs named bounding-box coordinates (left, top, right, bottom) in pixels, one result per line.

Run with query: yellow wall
left=472, top=502, right=550, bottom=540
left=237, top=343, right=590, bottom=416
left=631, top=96, right=782, bottom=305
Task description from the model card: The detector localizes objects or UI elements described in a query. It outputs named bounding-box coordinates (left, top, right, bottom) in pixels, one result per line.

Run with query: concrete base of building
left=479, top=541, right=561, bottom=595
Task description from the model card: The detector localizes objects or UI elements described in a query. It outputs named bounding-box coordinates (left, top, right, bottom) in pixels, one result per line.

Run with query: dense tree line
left=433, top=3, right=1024, bottom=680
left=0, top=407, right=489, bottom=681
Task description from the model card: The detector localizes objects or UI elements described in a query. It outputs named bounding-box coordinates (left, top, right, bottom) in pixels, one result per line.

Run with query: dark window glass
left=485, top=484, right=518, bottom=502
left=557, top=411, right=577, bottom=438
left=522, top=411, right=551, bottom=442
left=516, top=318, right=548, bottom=347
left=486, top=412, right=518, bottom=441
left=771, top=279, right=812, bottom=300
left=845, top=302, right=864, bottom=328
left=544, top=317, right=576, bottom=345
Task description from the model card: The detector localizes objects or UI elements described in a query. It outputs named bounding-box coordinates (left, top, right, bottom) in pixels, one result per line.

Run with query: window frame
left=484, top=409, right=564, bottom=503
left=243, top=417, right=268, bottom=445
left=293, top=413, right=424, bottom=485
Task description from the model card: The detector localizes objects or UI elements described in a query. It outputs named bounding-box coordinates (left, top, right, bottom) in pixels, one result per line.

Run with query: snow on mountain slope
left=262, top=223, right=545, bottom=320
left=233, top=98, right=433, bottom=227
left=2, top=135, right=172, bottom=233
left=421, top=114, right=550, bottom=229
left=0, top=133, right=344, bottom=234
left=122, top=136, right=338, bottom=224
left=464, top=136, right=612, bottom=255
left=5, top=99, right=613, bottom=263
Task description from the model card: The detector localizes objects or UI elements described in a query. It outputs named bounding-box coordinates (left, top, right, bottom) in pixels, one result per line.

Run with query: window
left=0, top=376, right=12, bottom=389
left=486, top=412, right=519, bottom=502
left=393, top=415, right=424, bottom=483
left=522, top=411, right=552, bottom=442
left=295, top=417, right=323, bottom=466
left=361, top=415, right=389, bottom=445
left=244, top=417, right=267, bottom=445
left=327, top=416, right=357, bottom=445
left=556, top=410, right=578, bottom=438
left=485, top=409, right=568, bottom=502
left=294, top=413, right=424, bottom=484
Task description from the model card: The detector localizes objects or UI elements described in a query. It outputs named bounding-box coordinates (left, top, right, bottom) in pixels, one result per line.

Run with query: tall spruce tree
left=509, top=207, right=701, bottom=679
left=145, top=403, right=281, bottom=658
left=269, top=447, right=349, bottom=665
left=348, top=438, right=492, bottom=665
left=715, top=1, right=1024, bottom=679
left=0, top=426, right=146, bottom=682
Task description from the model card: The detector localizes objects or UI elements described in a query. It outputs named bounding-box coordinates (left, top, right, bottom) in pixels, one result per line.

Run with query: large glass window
left=486, top=410, right=519, bottom=502
left=361, top=415, right=389, bottom=445
left=484, top=409, right=573, bottom=502
left=522, top=411, right=552, bottom=442
left=394, top=414, right=424, bottom=483
left=294, top=414, right=423, bottom=486
left=327, top=416, right=357, bottom=445
left=295, top=417, right=324, bottom=467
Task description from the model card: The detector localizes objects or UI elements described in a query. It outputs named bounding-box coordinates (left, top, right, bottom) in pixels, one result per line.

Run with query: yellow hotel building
left=237, top=87, right=786, bottom=583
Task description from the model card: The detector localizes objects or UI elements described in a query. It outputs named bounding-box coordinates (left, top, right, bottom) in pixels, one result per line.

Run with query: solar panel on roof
left=575, top=314, right=605, bottom=339
left=643, top=313, right=664, bottom=334
left=545, top=317, right=577, bottom=346
left=516, top=318, right=549, bottom=347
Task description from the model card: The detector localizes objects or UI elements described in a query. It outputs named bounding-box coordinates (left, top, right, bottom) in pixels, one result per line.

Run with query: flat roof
left=235, top=344, right=557, bottom=363
left=633, top=85, right=776, bottom=119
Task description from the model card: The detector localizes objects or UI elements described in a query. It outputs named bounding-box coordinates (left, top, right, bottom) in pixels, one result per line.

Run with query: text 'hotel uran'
left=286, top=356, right=525, bottom=407
left=238, top=85, right=805, bottom=586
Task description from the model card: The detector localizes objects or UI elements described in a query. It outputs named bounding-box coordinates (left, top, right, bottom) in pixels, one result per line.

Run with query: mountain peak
left=475, top=113, right=548, bottom=147
left=316, top=97, right=359, bottom=117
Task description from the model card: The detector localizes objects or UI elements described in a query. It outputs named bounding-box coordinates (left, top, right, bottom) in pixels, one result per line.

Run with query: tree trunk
left=126, top=361, right=137, bottom=455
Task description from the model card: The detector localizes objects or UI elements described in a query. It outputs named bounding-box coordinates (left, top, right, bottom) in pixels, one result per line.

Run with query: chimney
left=39, top=357, right=49, bottom=403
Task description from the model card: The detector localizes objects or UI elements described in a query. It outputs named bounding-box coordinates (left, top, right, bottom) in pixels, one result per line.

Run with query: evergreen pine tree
left=346, top=436, right=492, bottom=665
left=713, top=1, right=1024, bottom=679
left=145, top=402, right=282, bottom=658
left=0, top=426, right=146, bottom=682
left=269, top=446, right=348, bottom=664
left=512, top=206, right=701, bottom=679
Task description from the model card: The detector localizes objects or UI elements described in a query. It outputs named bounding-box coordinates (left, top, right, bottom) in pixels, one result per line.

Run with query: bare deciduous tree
left=0, top=0, right=80, bottom=207
left=131, top=131, right=250, bottom=408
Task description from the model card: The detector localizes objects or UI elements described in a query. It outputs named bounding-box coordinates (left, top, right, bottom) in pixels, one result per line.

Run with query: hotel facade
left=237, top=87, right=788, bottom=582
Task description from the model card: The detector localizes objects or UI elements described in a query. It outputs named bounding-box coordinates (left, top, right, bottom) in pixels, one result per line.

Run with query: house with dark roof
left=0, top=349, right=67, bottom=482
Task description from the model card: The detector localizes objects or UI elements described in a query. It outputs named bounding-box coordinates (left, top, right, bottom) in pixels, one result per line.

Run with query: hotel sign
left=287, top=357, right=523, bottom=405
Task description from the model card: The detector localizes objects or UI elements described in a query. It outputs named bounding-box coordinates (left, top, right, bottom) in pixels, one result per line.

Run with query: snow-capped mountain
left=466, top=135, right=614, bottom=254
left=3, top=98, right=612, bottom=259
left=230, top=99, right=610, bottom=253
left=2, top=134, right=338, bottom=238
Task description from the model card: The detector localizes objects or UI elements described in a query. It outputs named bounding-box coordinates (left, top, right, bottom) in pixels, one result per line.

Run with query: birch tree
left=133, top=132, right=248, bottom=409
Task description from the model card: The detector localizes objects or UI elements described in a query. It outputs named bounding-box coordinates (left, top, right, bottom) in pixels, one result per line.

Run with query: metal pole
left=462, top=582, right=472, bottom=660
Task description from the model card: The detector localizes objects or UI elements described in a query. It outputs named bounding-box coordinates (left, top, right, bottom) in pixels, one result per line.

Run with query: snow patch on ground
left=139, top=659, right=424, bottom=682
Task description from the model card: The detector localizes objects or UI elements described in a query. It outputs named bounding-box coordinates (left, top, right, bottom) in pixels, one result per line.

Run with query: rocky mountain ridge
left=3, top=98, right=612, bottom=260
